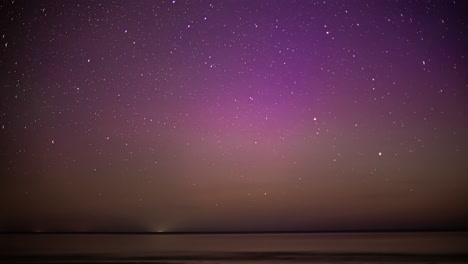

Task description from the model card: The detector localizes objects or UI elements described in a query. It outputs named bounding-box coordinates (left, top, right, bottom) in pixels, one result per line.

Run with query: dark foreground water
left=1, top=232, right=468, bottom=263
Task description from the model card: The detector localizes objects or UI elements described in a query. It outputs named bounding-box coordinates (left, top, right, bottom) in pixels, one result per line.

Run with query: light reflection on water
left=1, top=232, right=468, bottom=263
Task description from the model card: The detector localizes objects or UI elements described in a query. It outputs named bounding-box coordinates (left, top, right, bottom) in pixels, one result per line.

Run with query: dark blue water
left=1, top=232, right=468, bottom=263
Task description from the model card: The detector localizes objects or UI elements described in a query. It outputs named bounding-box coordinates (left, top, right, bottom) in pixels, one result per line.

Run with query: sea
left=1, top=232, right=468, bottom=263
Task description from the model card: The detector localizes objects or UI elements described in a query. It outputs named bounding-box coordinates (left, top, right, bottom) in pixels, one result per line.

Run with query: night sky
left=1, top=0, right=468, bottom=233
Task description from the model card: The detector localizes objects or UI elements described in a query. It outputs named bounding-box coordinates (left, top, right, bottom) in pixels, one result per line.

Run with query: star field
left=1, top=0, right=468, bottom=232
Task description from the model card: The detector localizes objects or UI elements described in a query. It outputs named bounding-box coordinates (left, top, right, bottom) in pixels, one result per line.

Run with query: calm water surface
left=1, top=232, right=468, bottom=263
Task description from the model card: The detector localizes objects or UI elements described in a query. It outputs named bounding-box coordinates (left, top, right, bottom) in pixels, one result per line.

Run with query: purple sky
left=1, top=0, right=468, bottom=232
